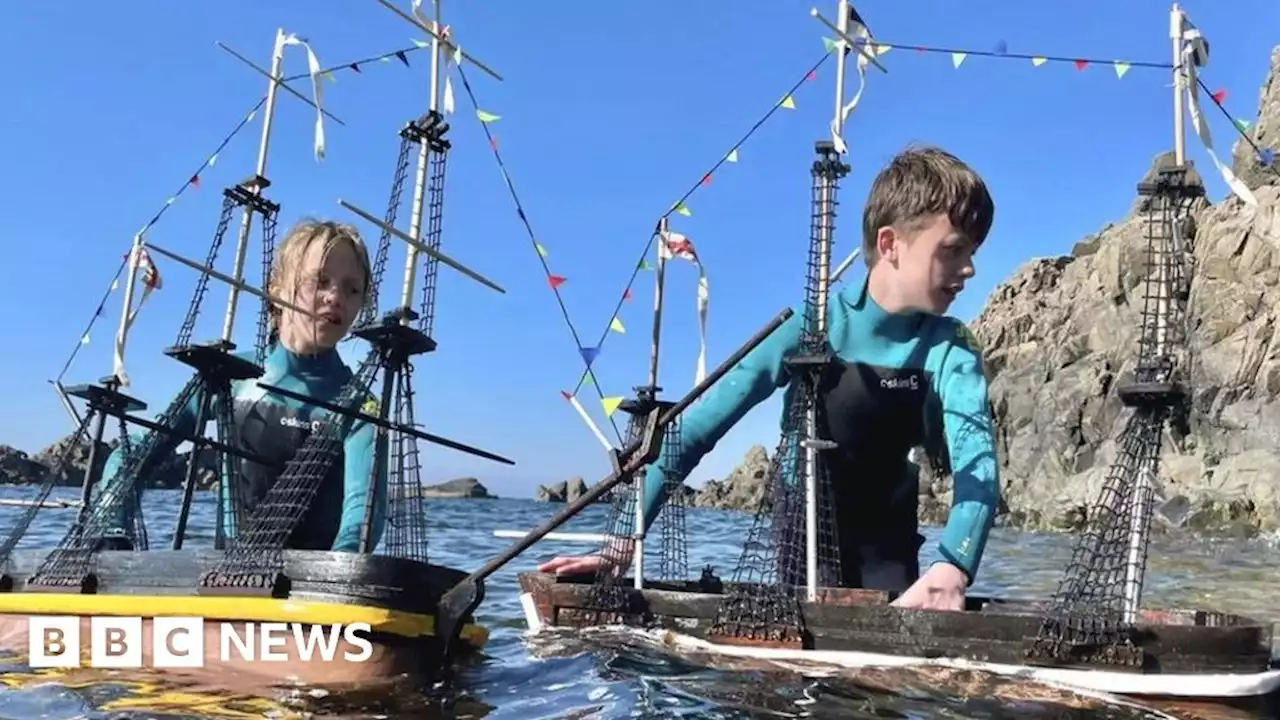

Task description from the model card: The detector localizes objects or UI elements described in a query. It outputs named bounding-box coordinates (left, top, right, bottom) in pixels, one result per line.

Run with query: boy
left=96, top=219, right=387, bottom=553
left=539, top=146, right=999, bottom=611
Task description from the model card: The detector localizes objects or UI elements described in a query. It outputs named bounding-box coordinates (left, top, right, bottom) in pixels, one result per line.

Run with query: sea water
left=0, top=487, right=1275, bottom=719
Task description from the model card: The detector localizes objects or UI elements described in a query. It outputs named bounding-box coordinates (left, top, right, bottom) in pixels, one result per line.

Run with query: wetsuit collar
left=268, top=341, right=345, bottom=379
left=842, top=276, right=926, bottom=341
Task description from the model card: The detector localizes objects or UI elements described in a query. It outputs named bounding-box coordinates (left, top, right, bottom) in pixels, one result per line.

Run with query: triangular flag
left=726, top=148, right=739, bottom=163
left=638, top=259, right=652, bottom=271
left=780, top=94, right=796, bottom=110
left=601, top=396, right=624, bottom=417
left=952, top=52, right=966, bottom=69
left=700, top=173, right=712, bottom=186
left=349, top=63, right=361, bottom=73
left=806, top=69, right=817, bottom=82
left=1113, top=61, right=1131, bottom=79
left=1211, top=89, right=1227, bottom=104
left=1261, top=148, right=1276, bottom=168
left=208, top=153, right=218, bottom=166
left=548, top=275, right=566, bottom=289
left=560, top=390, right=573, bottom=401
left=674, top=202, right=691, bottom=217
left=822, top=37, right=837, bottom=53
left=609, top=317, right=625, bottom=334
left=395, top=51, right=409, bottom=67
left=412, top=39, right=429, bottom=48
left=623, top=288, right=633, bottom=301
left=476, top=110, right=501, bottom=123
left=489, top=136, right=499, bottom=151
left=323, top=71, right=337, bottom=82
left=380, top=56, right=392, bottom=63
left=189, top=174, right=200, bottom=188
left=1032, top=57, right=1047, bottom=67
left=80, top=334, right=90, bottom=345
left=579, top=346, right=599, bottom=367
left=875, top=43, right=892, bottom=56
left=1074, top=59, right=1088, bottom=71
left=1236, top=118, right=1253, bottom=131
left=535, top=243, right=548, bottom=257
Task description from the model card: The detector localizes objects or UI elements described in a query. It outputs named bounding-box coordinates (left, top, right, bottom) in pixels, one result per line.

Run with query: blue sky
left=2, top=1, right=1277, bottom=500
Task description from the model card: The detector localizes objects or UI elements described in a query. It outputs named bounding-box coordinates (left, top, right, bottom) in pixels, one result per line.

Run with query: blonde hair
left=861, top=145, right=995, bottom=267
left=267, top=218, right=373, bottom=339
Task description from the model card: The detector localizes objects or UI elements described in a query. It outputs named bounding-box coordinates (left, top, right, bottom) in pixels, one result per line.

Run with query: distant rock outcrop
left=0, top=435, right=218, bottom=490
left=418, top=477, right=495, bottom=499
left=691, top=445, right=770, bottom=512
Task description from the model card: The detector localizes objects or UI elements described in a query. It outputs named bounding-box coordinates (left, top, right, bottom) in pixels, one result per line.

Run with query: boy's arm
left=333, top=407, right=386, bottom=552
left=631, top=308, right=806, bottom=534
left=933, top=324, right=1001, bottom=585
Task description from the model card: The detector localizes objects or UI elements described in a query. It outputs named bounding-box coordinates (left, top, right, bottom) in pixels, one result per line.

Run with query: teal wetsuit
left=637, top=278, right=999, bottom=589
left=98, top=342, right=386, bottom=552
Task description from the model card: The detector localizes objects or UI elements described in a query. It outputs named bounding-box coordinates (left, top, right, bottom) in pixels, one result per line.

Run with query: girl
left=96, top=218, right=387, bottom=553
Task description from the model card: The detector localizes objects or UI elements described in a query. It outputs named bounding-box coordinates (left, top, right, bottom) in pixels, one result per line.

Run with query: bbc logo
left=29, top=616, right=206, bottom=668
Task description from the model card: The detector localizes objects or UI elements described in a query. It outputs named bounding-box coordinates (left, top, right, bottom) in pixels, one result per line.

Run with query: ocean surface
left=0, top=487, right=1277, bottom=719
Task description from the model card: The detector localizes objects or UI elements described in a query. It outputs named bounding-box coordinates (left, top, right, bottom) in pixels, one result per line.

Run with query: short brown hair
left=861, top=146, right=994, bottom=266
left=267, top=218, right=373, bottom=336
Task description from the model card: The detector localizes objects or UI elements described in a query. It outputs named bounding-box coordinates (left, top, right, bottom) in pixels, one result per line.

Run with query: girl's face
left=278, top=238, right=367, bottom=354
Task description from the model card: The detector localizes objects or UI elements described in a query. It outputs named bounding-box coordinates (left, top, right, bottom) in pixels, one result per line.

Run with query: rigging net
left=707, top=141, right=847, bottom=646
left=1026, top=155, right=1203, bottom=667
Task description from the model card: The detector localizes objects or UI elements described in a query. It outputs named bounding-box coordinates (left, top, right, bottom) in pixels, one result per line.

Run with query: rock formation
left=961, top=47, right=1280, bottom=536
left=0, top=435, right=219, bottom=490
left=417, top=477, right=496, bottom=499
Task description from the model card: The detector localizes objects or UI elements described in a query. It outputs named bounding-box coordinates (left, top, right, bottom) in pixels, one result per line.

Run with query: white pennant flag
left=412, top=0, right=456, bottom=114
left=659, top=231, right=710, bottom=388
left=830, top=10, right=874, bottom=155
left=113, top=241, right=164, bottom=388
left=1179, top=16, right=1256, bottom=208
left=279, top=32, right=327, bottom=161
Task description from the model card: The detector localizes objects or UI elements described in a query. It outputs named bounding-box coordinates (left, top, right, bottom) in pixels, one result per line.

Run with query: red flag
left=548, top=275, right=566, bottom=289
left=1074, top=59, right=1088, bottom=71
left=1211, top=88, right=1227, bottom=104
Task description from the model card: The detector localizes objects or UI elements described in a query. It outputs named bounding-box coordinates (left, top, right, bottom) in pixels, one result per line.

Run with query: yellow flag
left=780, top=94, right=796, bottom=110
left=875, top=43, right=892, bottom=56
left=602, top=396, right=624, bottom=417
left=476, top=110, right=501, bottom=123
left=675, top=202, right=692, bottom=217
left=535, top=243, right=548, bottom=257
left=609, top=317, right=625, bottom=334
left=951, top=53, right=966, bottom=69
left=1113, top=61, right=1131, bottom=79
left=1032, top=57, right=1047, bottom=67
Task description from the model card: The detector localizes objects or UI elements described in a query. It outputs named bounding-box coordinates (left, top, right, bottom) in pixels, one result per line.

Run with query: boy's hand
left=890, top=561, right=967, bottom=611
left=537, top=538, right=633, bottom=578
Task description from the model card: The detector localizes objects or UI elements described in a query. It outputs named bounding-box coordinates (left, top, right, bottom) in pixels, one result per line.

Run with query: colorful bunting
left=548, top=274, right=566, bottom=289
left=579, top=346, right=600, bottom=367
left=1261, top=149, right=1276, bottom=168
left=601, top=396, right=624, bottom=417
left=535, top=243, right=548, bottom=257
left=609, top=317, right=625, bottom=334
left=1211, top=88, right=1227, bottom=104
left=780, top=94, right=796, bottom=110
left=674, top=202, right=692, bottom=217
left=1032, top=57, right=1047, bottom=66
left=1074, top=59, right=1088, bottom=71
left=1114, top=61, right=1131, bottom=78
left=726, top=148, right=739, bottom=163
left=952, top=52, right=966, bottom=68
left=476, top=110, right=500, bottom=123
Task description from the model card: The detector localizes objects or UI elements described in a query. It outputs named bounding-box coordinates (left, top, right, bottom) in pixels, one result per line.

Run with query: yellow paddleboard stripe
left=0, top=594, right=487, bottom=646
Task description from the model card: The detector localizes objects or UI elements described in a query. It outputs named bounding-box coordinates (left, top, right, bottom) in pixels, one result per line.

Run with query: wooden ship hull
left=0, top=548, right=487, bottom=687
left=517, top=572, right=1280, bottom=715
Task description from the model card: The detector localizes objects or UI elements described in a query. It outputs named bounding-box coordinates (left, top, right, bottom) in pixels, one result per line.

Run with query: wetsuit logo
left=879, top=375, right=920, bottom=391
left=279, top=416, right=321, bottom=433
